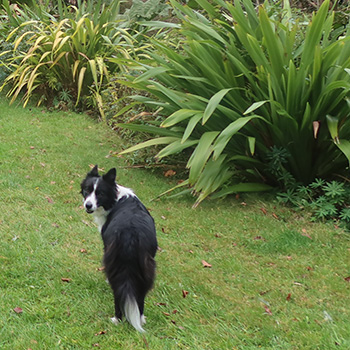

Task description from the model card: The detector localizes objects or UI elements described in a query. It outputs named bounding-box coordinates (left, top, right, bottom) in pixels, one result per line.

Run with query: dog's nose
left=85, top=202, right=93, bottom=210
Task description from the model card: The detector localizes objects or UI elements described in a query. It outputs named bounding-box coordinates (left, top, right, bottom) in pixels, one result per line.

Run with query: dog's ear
left=88, top=164, right=99, bottom=177
left=103, top=168, right=116, bottom=185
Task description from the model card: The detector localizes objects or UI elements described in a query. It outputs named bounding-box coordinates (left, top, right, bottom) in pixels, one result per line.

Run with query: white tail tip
left=124, top=296, right=145, bottom=333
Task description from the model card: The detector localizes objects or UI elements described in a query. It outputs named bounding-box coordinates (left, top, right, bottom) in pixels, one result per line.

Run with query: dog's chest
left=92, top=207, right=109, bottom=233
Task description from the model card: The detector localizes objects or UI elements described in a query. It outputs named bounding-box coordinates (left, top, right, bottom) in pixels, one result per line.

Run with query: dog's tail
left=110, top=278, right=145, bottom=333
left=124, top=294, right=145, bottom=333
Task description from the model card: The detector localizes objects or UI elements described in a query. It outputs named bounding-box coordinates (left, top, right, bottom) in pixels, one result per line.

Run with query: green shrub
left=0, top=0, right=142, bottom=116
left=278, top=178, right=350, bottom=229
left=118, top=0, right=350, bottom=206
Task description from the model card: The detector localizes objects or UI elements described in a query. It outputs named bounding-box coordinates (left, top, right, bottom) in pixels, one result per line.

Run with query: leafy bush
left=0, top=0, right=142, bottom=116
left=125, top=0, right=171, bottom=22
left=118, top=0, right=350, bottom=206
left=278, top=179, right=350, bottom=229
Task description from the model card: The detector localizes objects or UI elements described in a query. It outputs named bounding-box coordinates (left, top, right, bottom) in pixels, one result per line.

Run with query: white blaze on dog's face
left=83, top=178, right=100, bottom=214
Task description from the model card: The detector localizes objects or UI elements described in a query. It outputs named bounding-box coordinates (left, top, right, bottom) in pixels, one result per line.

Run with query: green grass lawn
left=0, top=98, right=349, bottom=350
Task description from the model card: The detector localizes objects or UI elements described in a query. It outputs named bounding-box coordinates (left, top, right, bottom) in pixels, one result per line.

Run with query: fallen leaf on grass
left=156, top=302, right=167, bottom=307
left=61, top=278, right=71, bottom=283
left=264, top=305, right=273, bottom=315
left=182, top=290, right=189, bottom=298
left=201, top=260, right=212, bottom=268
left=344, top=276, right=350, bottom=282
left=301, top=228, right=312, bottom=239
left=80, top=249, right=87, bottom=253
left=46, top=196, right=54, bottom=204
left=162, top=312, right=170, bottom=317
left=253, top=236, right=265, bottom=241
left=95, top=331, right=107, bottom=336
left=164, top=169, right=176, bottom=177
left=260, top=207, right=267, bottom=215
left=13, top=307, right=23, bottom=314
left=286, top=293, right=292, bottom=301
left=259, top=290, right=270, bottom=296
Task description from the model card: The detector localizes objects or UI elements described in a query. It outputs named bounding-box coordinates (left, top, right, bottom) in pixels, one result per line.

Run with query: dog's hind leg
left=111, top=292, right=123, bottom=325
left=137, top=296, right=146, bottom=325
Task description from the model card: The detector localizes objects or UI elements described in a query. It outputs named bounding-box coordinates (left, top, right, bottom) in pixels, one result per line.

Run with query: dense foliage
left=1, top=0, right=350, bottom=208
left=118, top=0, right=350, bottom=206
left=0, top=0, right=159, bottom=114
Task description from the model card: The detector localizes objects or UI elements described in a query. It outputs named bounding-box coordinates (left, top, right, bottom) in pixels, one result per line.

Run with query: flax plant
left=119, top=0, right=350, bottom=206
left=0, top=0, right=138, bottom=116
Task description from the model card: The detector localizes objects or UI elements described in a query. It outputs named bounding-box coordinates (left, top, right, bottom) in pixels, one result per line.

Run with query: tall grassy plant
left=119, top=0, right=350, bottom=206
left=0, top=0, right=139, bottom=116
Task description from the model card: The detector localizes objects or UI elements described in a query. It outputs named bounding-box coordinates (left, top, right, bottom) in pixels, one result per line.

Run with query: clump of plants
left=278, top=179, right=350, bottom=229
left=117, top=0, right=350, bottom=206
left=0, top=0, right=145, bottom=116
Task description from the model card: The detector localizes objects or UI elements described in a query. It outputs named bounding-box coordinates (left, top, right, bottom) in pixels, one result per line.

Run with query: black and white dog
left=80, top=165, right=157, bottom=332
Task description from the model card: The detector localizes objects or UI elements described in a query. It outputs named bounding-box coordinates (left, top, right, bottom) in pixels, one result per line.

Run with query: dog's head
left=80, top=165, right=117, bottom=214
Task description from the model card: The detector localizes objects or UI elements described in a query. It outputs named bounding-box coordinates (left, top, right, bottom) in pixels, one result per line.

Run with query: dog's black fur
left=80, top=165, right=157, bottom=332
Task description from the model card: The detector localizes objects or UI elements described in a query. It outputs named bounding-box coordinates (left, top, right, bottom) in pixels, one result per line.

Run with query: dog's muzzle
left=84, top=202, right=94, bottom=214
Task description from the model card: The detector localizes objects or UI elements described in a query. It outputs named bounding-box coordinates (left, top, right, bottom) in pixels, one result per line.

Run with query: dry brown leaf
left=260, top=207, right=267, bottom=215
left=164, top=169, right=176, bottom=177
left=61, top=278, right=71, bottom=283
left=264, top=305, right=272, bottom=315
left=95, top=331, right=107, bottom=336
left=301, top=228, right=312, bottom=239
left=201, top=260, right=212, bottom=268
left=46, top=196, right=54, bottom=204
left=13, top=307, right=23, bottom=314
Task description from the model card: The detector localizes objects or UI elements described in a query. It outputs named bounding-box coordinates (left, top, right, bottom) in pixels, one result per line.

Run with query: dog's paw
left=141, top=315, right=146, bottom=325
left=111, top=317, right=120, bottom=325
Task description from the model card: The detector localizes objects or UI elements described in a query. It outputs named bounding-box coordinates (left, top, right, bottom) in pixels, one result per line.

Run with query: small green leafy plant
left=278, top=179, right=350, bottom=228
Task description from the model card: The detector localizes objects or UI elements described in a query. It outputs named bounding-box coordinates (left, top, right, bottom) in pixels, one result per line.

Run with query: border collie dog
left=80, top=165, right=157, bottom=332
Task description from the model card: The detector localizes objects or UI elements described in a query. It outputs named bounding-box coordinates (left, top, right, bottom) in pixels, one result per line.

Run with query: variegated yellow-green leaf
left=119, top=137, right=179, bottom=155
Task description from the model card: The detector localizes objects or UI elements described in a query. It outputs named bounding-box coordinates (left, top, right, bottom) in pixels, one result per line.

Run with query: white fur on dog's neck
left=116, top=185, right=136, bottom=201
left=92, top=206, right=110, bottom=233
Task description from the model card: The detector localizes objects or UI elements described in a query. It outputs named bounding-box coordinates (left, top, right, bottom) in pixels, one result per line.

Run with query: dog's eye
left=82, top=189, right=89, bottom=197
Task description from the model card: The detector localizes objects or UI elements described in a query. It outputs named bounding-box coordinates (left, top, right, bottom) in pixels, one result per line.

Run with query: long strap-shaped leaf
left=202, top=88, right=233, bottom=124
left=119, top=137, right=179, bottom=155
left=213, top=115, right=265, bottom=160
left=187, top=131, right=220, bottom=184
left=300, top=0, right=329, bottom=68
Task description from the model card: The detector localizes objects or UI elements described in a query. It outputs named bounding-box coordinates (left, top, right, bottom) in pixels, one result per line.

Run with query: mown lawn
left=0, top=98, right=349, bottom=350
